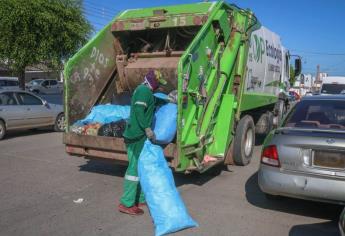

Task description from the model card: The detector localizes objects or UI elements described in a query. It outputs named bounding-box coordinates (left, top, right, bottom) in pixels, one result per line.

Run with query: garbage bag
left=138, top=140, right=198, bottom=236
left=152, top=103, right=177, bottom=144
left=98, top=119, right=127, bottom=137
left=77, top=105, right=130, bottom=125
left=153, top=92, right=168, bottom=101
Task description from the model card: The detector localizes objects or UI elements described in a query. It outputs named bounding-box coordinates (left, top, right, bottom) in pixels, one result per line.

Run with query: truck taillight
left=261, top=145, right=280, bottom=167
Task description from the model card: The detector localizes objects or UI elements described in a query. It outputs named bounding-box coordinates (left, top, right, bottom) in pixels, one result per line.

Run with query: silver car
left=0, top=77, right=20, bottom=91
left=258, top=95, right=345, bottom=204
left=26, top=79, right=63, bottom=94
left=340, top=208, right=345, bottom=236
left=0, top=90, right=64, bottom=140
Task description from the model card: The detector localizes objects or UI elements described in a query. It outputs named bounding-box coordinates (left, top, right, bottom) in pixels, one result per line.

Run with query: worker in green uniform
left=118, top=70, right=165, bottom=215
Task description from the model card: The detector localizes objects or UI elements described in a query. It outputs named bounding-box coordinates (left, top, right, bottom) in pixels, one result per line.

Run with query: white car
left=0, top=77, right=20, bottom=91
left=26, top=79, right=63, bottom=94
left=0, top=90, right=65, bottom=140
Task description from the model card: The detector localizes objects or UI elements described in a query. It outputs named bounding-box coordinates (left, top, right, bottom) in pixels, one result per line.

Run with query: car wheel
left=33, top=89, right=40, bottom=94
left=54, top=113, right=65, bottom=132
left=233, top=115, right=255, bottom=166
left=0, top=120, right=6, bottom=140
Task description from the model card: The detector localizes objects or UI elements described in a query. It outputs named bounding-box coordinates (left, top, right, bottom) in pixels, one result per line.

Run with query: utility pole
left=314, top=64, right=321, bottom=92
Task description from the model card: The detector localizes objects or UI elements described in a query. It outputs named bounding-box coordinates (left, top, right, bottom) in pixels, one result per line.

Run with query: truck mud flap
left=63, top=133, right=177, bottom=165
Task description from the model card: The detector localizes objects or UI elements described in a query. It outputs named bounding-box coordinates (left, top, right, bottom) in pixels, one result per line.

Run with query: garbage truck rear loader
left=63, top=2, right=301, bottom=173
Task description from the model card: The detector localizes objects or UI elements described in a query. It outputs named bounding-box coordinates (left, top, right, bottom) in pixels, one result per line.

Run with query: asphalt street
left=0, top=130, right=342, bottom=236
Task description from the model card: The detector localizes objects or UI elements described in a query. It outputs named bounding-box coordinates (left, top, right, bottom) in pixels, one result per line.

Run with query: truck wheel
left=233, top=115, right=255, bottom=166
left=274, top=100, right=286, bottom=127
left=255, top=112, right=273, bottom=145
left=0, top=120, right=6, bottom=140
left=54, top=113, right=65, bottom=132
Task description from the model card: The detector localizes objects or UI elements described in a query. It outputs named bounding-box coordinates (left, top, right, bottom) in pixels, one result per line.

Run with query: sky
left=83, top=0, right=345, bottom=76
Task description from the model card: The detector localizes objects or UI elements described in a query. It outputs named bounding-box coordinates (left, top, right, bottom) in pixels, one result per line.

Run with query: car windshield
left=321, top=84, right=345, bottom=94
left=283, top=99, right=345, bottom=130
left=30, top=80, right=43, bottom=85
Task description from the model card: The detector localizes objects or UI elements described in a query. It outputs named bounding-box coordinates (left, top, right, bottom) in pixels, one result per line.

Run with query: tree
left=289, top=64, right=296, bottom=86
left=0, top=0, right=91, bottom=89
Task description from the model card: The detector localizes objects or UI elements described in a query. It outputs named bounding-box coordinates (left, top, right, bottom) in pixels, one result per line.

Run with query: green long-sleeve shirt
left=123, top=84, right=155, bottom=140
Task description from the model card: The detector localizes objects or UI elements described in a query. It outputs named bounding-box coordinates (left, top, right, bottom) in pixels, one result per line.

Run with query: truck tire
left=255, top=112, right=273, bottom=145
left=274, top=100, right=286, bottom=127
left=233, top=115, right=255, bottom=166
left=54, top=113, right=65, bottom=132
left=0, top=120, right=6, bottom=140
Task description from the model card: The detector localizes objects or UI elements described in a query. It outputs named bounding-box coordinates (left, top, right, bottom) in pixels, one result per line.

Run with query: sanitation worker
left=118, top=69, right=165, bottom=215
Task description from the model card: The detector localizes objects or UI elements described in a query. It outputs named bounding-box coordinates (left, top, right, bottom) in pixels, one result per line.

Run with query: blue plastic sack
left=75, top=105, right=130, bottom=125
left=152, top=103, right=177, bottom=144
left=138, top=140, right=198, bottom=236
left=153, top=92, right=168, bottom=100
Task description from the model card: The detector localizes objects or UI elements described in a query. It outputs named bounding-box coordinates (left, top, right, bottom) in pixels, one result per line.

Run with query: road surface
left=0, top=131, right=342, bottom=236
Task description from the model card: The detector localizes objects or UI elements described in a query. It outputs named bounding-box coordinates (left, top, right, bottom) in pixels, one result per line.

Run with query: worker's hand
left=167, top=90, right=177, bottom=103
left=145, top=128, right=156, bottom=142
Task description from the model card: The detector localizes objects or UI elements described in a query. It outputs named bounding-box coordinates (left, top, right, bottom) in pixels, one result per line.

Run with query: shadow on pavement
left=289, top=221, right=340, bottom=236
left=79, top=159, right=229, bottom=187
left=79, top=159, right=127, bottom=178
left=4, top=128, right=55, bottom=140
left=245, top=172, right=343, bottom=221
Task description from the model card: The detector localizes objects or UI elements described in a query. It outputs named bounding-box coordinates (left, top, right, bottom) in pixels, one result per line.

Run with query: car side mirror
left=295, top=58, right=302, bottom=77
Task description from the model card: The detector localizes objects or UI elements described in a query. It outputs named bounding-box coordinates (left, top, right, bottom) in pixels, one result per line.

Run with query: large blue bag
left=152, top=103, right=177, bottom=144
left=138, top=140, right=198, bottom=236
left=75, top=105, right=130, bottom=125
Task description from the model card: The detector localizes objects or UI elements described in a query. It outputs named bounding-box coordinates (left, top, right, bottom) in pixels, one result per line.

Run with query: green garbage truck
left=63, top=1, right=301, bottom=173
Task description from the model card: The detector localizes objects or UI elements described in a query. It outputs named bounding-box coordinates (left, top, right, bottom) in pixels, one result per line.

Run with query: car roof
left=0, top=89, right=34, bottom=94
left=0, top=77, right=18, bottom=81
left=301, top=95, right=345, bottom=101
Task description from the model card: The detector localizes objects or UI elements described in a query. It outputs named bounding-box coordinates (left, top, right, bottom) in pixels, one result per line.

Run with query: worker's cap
left=144, top=70, right=167, bottom=90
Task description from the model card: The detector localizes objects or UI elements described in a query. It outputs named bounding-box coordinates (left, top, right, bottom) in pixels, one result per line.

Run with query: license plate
left=313, top=150, right=345, bottom=169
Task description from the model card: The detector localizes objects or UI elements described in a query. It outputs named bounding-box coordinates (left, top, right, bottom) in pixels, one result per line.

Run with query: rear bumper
left=258, top=165, right=345, bottom=204
left=63, top=133, right=177, bottom=165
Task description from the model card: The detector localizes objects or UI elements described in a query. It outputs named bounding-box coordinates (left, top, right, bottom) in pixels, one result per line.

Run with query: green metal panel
left=175, top=2, right=260, bottom=172
left=240, top=93, right=278, bottom=111
left=116, top=2, right=216, bottom=20
left=207, top=94, right=236, bottom=156
left=63, top=20, right=117, bottom=129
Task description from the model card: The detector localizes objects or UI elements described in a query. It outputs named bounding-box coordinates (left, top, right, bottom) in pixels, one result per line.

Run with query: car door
left=40, top=80, right=50, bottom=94
left=0, top=92, right=24, bottom=129
left=7, top=80, right=20, bottom=90
left=15, top=92, right=55, bottom=127
left=49, top=80, right=59, bottom=94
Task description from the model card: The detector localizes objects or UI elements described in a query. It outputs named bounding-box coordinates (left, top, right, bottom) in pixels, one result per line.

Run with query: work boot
left=118, top=204, right=144, bottom=216
left=136, top=202, right=147, bottom=208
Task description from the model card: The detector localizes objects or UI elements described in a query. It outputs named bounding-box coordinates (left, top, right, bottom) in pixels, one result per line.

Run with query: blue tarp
left=138, top=141, right=198, bottom=236
left=74, top=105, right=130, bottom=125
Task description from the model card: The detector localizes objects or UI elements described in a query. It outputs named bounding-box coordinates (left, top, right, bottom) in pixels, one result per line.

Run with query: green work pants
left=120, top=137, right=146, bottom=207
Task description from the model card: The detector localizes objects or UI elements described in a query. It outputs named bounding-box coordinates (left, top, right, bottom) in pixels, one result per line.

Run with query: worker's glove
left=145, top=128, right=156, bottom=142
left=167, top=90, right=177, bottom=104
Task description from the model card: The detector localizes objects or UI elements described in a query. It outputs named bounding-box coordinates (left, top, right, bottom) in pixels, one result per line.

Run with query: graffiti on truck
left=70, top=46, right=111, bottom=84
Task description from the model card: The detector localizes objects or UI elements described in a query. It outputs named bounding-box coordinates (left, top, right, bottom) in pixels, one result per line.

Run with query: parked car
left=26, top=79, right=63, bottom=94
left=288, top=90, right=300, bottom=101
left=340, top=208, right=345, bottom=236
left=0, top=77, right=19, bottom=91
left=0, top=90, right=64, bottom=140
left=259, top=95, right=345, bottom=204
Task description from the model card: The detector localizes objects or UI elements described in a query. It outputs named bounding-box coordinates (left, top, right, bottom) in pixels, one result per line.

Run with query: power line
left=83, top=0, right=119, bottom=15
left=83, top=6, right=116, bottom=18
